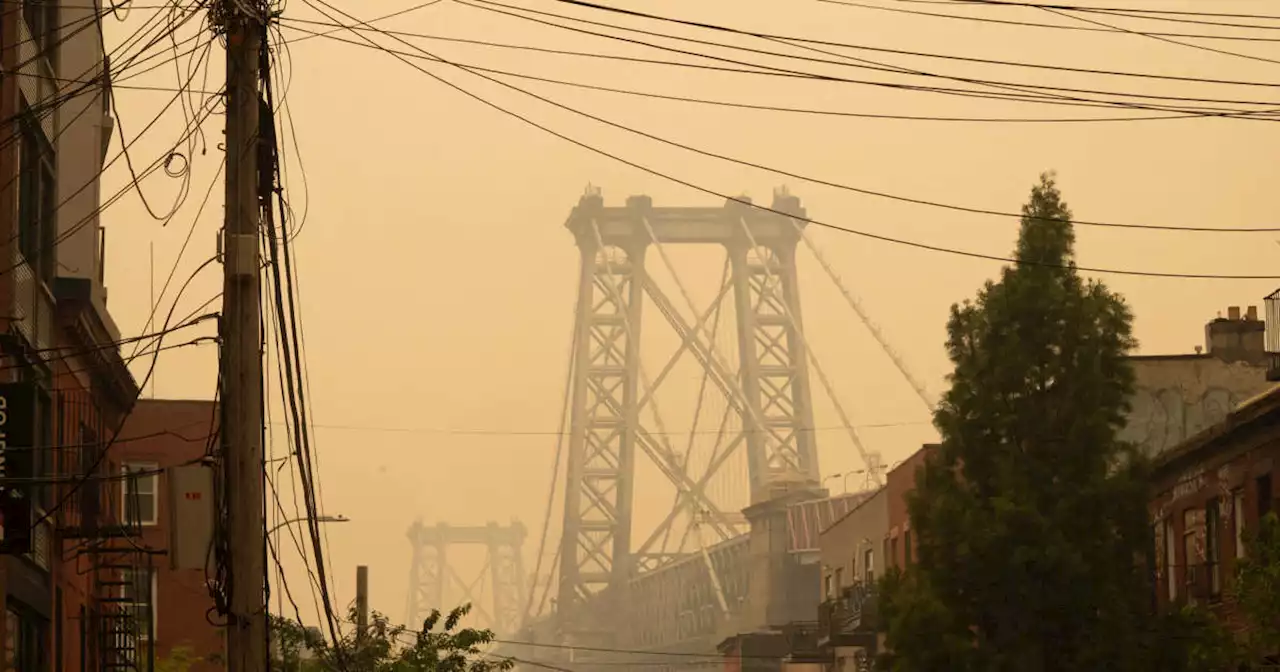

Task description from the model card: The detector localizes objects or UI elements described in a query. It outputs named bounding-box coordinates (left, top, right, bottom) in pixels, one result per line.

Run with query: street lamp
left=268, top=514, right=350, bottom=537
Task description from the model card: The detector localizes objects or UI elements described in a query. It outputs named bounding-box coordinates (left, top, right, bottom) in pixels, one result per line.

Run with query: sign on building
left=0, top=383, right=35, bottom=554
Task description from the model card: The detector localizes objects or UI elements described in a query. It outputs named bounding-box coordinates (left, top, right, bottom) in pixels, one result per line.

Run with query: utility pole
left=356, top=565, right=369, bottom=644
left=221, top=1, right=265, bottom=671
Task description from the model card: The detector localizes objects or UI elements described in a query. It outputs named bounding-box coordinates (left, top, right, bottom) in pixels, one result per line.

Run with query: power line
left=305, top=8, right=1280, bottom=280
left=285, top=419, right=931, bottom=436
left=457, top=0, right=1280, bottom=118
left=1032, top=3, right=1280, bottom=67
left=293, top=12, right=1280, bottom=233
left=0, top=5, right=221, bottom=275
left=278, top=23, right=1254, bottom=124
left=518, top=0, right=1280, bottom=107
left=816, top=0, right=1280, bottom=42
left=933, top=0, right=1280, bottom=22
left=464, top=0, right=1280, bottom=89
left=278, top=18, right=1280, bottom=119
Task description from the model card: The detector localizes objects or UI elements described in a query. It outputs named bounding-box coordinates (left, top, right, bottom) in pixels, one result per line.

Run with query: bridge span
left=508, top=489, right=873, bottom=664
left=487, top=186, right=926, bottom=669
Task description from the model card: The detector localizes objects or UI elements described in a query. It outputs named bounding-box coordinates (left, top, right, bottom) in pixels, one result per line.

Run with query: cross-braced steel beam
left=555, top=189, right=822, bottom=642
left=405, top=520, right=528, bottom=634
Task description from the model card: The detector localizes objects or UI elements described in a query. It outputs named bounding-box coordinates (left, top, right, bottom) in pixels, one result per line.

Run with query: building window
left=121, top=568, right=156, bottom=641
left=1234, top=488, right=1247, bottom=561
left=18, top=106, right=56, bottom=286
left=834, top=567, right=844, bottom=590
left=1183, top=509, right=1205, bottom=604
left=863, top=548, right=874, bottom=584
left=1163, top=518, right=1176, bottom=603
left=122, top=462, right=159, bottom=526
left=23, top=0, right=59, bottom=68
left=824, top=573, right=832, bottom=599
left=1206, top=498, right=1221, bottom=599
left=1259, top=473, right=1273, bottom=519
left=5, top=607, right=47, bottom=672
left=4, top=610, right=15, bottom=671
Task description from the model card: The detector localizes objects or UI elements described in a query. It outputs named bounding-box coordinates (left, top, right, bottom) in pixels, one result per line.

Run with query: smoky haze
left=100, top=0, right=1280, bottom=632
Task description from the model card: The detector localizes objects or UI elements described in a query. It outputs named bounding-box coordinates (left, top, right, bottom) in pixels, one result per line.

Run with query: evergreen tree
left=877, top=173, right=1185, bottom=672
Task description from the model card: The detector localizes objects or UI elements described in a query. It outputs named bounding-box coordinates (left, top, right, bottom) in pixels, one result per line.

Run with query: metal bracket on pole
left=224, top=232, right=258, bottom=278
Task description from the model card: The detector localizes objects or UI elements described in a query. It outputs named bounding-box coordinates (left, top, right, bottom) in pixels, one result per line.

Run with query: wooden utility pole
left=222, top=2, right=265, bottom=671
left=356, top=565, right=369, bottom=642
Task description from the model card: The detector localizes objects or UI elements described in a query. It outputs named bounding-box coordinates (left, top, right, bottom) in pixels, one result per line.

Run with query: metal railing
left=819, top=582, right=878, bottom=646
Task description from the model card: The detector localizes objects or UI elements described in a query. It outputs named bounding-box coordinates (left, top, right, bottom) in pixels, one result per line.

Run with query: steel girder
left=556, top=189, right=822, bottom=640
left=405, top=521, right=528, bottom=634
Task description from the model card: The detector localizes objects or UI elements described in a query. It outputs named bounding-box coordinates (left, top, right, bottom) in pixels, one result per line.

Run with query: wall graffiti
left=1119, top=386, right=1242, bottom=459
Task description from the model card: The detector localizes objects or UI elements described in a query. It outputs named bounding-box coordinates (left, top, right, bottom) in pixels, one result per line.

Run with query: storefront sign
left=0, top=383, right=35, bottom=554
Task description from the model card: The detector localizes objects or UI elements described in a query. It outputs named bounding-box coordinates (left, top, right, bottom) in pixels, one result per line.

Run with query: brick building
left=0, top=1, right=196, bottom=670
left=815, top=488, right=886, bottom=672
left=115, top=399, right=223, bottom=670
left=883, top=447, right=933, bottom=571
left=1148, top=383, right=1280, bottom=635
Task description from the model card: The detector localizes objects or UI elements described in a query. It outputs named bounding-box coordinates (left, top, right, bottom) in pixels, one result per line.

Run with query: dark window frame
left=1206, top=498, right=1221, bottom=600
left=17, top=102, right=57, bottom=287
left=22, top=0, right=59, bottom=71
left=5, top=605, right=49, bottom=672
left=1259, top=473, right=1273, bottom=520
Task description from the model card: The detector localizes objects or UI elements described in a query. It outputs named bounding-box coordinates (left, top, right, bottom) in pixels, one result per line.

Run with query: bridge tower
left=405, top=520, right=528, bottom=635
left=555, top=188, right=823, bottom=644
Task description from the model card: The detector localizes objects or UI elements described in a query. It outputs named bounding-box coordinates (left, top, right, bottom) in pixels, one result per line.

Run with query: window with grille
left=122, top=463, right=159, bottom=526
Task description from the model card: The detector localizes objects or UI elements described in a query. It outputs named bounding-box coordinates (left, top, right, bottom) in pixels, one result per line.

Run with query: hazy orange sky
left=100, top=0, right=1280, bottom=630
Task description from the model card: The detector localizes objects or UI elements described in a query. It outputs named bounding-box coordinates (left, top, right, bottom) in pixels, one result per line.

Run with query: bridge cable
left=793, top=223, right=938, bottom=412
left=734, top=219, right=885, bottom=487
left=522, top=312, right=579, bottom=625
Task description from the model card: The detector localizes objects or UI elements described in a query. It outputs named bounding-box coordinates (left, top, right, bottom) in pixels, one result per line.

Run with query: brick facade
left=884, top=446, right=933, bottom=571
left=116, top=399, right=224, bottom=671
left=1148, top=385, right=1280, bottom=634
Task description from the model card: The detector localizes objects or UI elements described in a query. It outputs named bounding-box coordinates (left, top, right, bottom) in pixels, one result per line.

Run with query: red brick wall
left=885, top=446, right=934, bottom=568
left=1149, top=433, right=1280, bottom=632
left=117, top=399, right=225, bottom=670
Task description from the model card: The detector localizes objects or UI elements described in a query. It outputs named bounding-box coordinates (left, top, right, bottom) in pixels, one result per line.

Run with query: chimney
left=1206, top=305, right=1266, bottom=364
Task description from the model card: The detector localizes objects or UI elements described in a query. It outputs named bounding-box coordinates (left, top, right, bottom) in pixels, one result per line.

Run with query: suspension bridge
left=408, top=186, right=934, bottom=659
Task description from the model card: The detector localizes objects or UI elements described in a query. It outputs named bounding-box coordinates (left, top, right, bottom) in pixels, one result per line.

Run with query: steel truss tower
left=405, top=520, right=528, bottom=635
left=556, top=188, right=822, bottom=641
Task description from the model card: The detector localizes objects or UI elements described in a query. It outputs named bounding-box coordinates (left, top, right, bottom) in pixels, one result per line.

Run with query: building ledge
left=53, top=277, right=140, bottom=411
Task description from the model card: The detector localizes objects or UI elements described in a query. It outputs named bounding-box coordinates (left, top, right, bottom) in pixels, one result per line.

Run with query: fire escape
left=57, top=391, right=157, bottom=672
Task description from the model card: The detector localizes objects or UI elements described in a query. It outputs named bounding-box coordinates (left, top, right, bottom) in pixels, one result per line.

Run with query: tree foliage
left=155, top=646, right=203, bottom=672
left=1234, top=511, right=1280, bottom=662
left=269, top=604, right=515, bottom=672
left=876, top=173, right=1214, bottom=672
